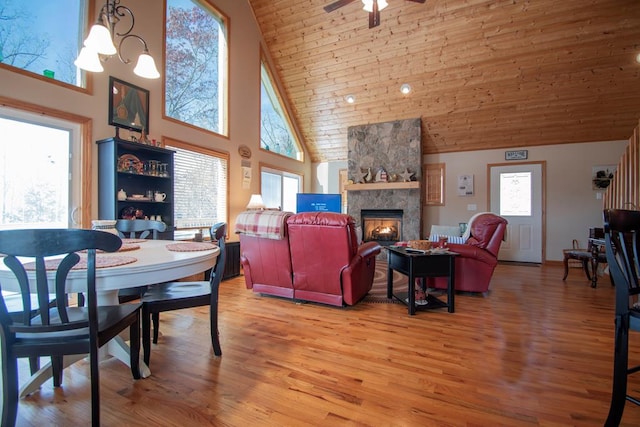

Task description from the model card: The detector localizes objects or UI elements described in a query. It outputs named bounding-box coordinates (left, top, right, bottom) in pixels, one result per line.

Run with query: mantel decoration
left=352, top=167, right=413, bottom=184
left=74, top=0, right=160, bottom=79
left=399, top=169, right=414, bottom=182
left=108, top=76, right=149, bottom=139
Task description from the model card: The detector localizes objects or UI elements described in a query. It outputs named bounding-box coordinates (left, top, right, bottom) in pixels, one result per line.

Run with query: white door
left=489, top=162, right=544, bottom=263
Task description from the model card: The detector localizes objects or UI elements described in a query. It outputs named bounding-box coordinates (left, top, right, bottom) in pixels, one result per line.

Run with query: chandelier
left=74, top=0, right=160, bottom=79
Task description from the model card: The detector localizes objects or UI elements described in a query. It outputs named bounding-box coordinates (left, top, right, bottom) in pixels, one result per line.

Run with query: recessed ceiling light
left=400, top=83, right=411, bottom=94
left=636, top=52, right=640, bottom=63
left=345, top=94, right=356, bottom=104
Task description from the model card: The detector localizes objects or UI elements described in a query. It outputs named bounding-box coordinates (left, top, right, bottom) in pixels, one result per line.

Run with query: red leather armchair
left=287, top=212, right=381, bottom=306
left=431, top=212, right=508, bottom=293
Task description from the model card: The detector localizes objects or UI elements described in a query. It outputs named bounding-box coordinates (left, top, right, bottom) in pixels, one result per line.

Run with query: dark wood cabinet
left=97, top=137, right=175, bottom=239
left=223, top=241, right=241, bottom=280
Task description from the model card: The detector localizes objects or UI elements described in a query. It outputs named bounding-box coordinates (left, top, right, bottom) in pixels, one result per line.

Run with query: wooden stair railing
left=604, top=119, right=640, bottom=210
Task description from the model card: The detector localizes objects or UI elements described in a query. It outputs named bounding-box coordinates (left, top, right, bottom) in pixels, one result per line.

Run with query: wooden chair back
left=115, top=219, right=166, bottom=239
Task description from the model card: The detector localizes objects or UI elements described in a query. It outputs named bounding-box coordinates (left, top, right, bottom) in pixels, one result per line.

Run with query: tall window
left=164, top=0, right=228, bottom=135
left=0, top=0, right=87, bottom=88
left=165, top=138, right=228, bottom=240
left=260, top=166, right=302, bottom=212
left=260, top=59, right=303, bottom=161
left=0, top=107, right=82, bottom=229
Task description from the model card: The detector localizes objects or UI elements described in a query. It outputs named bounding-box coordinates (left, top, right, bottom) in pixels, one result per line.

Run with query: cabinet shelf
left=345, top=181, right=420, bottom=191
left=97, top=137, right=175, bottom=239
left=118, top=200, right=166, bottom=204
left=117, top=171, right=172, bottom=179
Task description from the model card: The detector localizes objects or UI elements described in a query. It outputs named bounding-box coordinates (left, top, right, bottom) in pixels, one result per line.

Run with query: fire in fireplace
left=361, top=209, right=403, bottom=246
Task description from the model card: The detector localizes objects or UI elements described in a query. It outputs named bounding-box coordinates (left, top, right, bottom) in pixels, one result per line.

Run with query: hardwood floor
left=11, top=263, right=640, bottom=426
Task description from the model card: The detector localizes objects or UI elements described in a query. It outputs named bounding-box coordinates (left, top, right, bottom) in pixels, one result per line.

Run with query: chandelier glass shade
left=74, top=0, right=160, bottom=79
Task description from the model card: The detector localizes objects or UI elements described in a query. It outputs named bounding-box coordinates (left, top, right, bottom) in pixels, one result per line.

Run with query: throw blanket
left=430, top=234, right=466, bottom=244
left=235, top=210, right=292, bottom=240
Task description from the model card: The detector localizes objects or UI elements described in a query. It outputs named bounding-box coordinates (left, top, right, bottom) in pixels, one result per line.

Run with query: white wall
left=314, top=139, right=629, bottom=262
left=311, top=160, right=347, bottom=195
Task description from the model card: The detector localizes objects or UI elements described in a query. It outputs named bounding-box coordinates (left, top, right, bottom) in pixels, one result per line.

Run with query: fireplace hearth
left=362, top=209, right=403, bottom=246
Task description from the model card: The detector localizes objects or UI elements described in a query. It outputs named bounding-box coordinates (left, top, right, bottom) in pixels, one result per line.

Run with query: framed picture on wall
left=457, top=174, right=474, bottom=196
left=108, top=76, right=150, bottom=135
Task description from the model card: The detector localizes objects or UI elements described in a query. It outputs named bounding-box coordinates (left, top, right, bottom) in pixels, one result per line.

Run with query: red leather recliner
left=431, top=212, right=508, bottom=293
left=237, top=210, right=295, bottom=298
left=287, top=212, right=381, bottom=306
left=237, top=210, right=381, bottom=306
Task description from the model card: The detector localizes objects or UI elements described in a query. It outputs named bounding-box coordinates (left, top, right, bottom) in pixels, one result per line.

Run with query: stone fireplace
left=347, top=118, right=422, bottom=246
left=361, top=209, right=403, bottom=246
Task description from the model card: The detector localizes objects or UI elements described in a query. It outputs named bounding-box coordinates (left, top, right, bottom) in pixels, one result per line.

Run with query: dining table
left=0, top=238, right=219, bottom=397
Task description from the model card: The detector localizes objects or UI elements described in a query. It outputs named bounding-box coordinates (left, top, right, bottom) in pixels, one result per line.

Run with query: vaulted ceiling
left=248, top=0, right=640, bottom=163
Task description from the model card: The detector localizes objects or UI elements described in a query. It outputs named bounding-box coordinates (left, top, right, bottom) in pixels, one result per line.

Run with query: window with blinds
left=166, top=140, right=228, bottom=240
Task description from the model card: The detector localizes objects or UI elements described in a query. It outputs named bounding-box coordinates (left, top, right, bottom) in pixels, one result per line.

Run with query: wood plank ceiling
left=248, top=0, right=640, bottom=163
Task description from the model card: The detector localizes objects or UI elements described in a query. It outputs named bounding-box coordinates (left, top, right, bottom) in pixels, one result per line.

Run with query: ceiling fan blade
left=407, top=0, right=427, bottom=3
left=324, top=0, right=358, bottom=13
left=369, top=1, right=381, bottom=28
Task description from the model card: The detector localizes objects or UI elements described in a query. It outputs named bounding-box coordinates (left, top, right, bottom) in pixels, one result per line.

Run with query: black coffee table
left=386, top=246, right=457, bottom=315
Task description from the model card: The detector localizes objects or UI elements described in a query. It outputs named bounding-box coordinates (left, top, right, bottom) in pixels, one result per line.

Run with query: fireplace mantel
left=346, top=181, right=420, bottom=191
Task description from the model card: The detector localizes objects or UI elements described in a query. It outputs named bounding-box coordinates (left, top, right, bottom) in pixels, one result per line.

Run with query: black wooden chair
left=562, top=228, right=608, bottom=287
left=114, top=219, right=167, bottom=303
left=3, top=293, right=56, bottom=378
left=603, top=209, right=640, bottom=426
left=140, top=222, right=226, bottom=365
left=0, top=228, right=141, bottom=427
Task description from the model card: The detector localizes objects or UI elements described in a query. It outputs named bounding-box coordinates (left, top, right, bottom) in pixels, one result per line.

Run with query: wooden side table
left=386, top=246, right=457, bottom=315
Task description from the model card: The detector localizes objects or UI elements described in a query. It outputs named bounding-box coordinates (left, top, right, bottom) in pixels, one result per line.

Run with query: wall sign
left=505, top=150, right=528, bottom=160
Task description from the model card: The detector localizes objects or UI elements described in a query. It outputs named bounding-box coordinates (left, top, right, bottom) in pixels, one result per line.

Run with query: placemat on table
left=115, top=243, right=140, bottom=252
left=80, top=243, right=140, bottom=253
left=165, top=242, right=216, bottom=252
left=24, top=255, right=138, bottom=271
left=122, top=238, right=147, bottom=244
